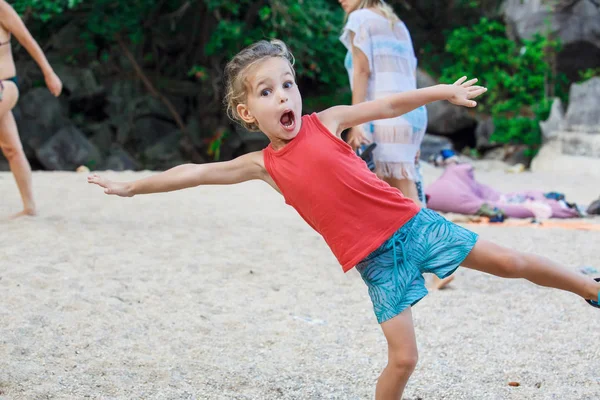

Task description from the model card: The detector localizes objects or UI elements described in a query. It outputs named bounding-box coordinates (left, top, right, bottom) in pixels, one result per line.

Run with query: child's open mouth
left=280, top=110, right=296, bottom=131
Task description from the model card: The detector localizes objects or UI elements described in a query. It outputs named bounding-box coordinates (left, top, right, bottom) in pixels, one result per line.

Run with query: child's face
left=237, top=57, right=302, bottom=147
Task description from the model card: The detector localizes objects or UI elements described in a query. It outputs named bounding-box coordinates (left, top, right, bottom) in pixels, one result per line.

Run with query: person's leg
left=462, top=239, right=600, bottom=301
left=383, top=176, right=422, bottom=207
left=410, top=157, right=456, bottom=290
left=384, top=173, right=455, bottom=290
left=0, top=82, right=35, bottom=218
left=430, top=273, right=455, bottom=290
left=377, top=307, right=419, bottom=400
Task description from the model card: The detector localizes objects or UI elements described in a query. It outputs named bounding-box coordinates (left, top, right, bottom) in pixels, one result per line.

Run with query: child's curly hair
left=224, top=39, right=295, bottom=132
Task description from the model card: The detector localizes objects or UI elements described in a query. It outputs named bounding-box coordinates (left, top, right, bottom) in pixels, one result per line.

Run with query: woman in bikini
left=0, top=0, right=62, bottom=218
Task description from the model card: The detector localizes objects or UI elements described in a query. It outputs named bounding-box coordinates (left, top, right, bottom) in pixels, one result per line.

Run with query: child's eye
left=260, top=89, right=271, bottom=97
left=283, top=81, right=294, bottom=89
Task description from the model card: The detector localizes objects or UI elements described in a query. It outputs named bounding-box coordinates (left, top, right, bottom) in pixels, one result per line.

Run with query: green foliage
left=205, top=129, right=229, bottom=161
left=203, top=0, right=348, bottom=91
left=12, top=0, right=82, bottom=22
left=188, top=65, right=209, bottom=82
left=14, top=0, right=176, bottom=48
left=579, top=67, right=600, bottom=82
left=19, top=0, right=349, bottom=108
left=85, top=0, right=157, bottom=46
left=397, top=0, right=505, bottom=76
left=440, top=17, right=564, bottom=153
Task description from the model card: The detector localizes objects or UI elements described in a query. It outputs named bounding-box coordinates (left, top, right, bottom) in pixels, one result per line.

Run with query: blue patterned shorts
left=356, top=208, right=479, bottom=324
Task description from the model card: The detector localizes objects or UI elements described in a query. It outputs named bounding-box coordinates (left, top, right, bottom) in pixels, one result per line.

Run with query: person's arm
left=350, top=31, right=370, bottom=107
left=0, top=0, right=62, bottom=96
left=319, top=76, right=487, bottom=136
left=346, top=31, right=371, bottom=149
left=88, top=151, right=273, bottom=197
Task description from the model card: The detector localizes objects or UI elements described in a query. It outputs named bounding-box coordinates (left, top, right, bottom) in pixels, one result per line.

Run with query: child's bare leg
left=377, top=307, right=418, bottom=400
left=462, top=239, right=600, bottom=301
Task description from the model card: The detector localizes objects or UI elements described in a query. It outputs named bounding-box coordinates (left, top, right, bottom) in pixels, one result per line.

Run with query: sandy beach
left=1, top=165, right=599, bottom=399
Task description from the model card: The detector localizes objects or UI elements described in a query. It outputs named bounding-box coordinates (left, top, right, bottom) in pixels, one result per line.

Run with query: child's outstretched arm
left=318, top=76, right=487, bottom=136
left=88, top=151, right=270, bottom=197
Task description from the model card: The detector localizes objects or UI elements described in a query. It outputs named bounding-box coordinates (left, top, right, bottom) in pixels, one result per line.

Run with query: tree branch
left=115, top=33, right=187, bottom=135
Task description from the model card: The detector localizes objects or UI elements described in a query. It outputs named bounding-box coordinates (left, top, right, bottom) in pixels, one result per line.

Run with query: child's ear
left=237, top=103, right=256, bottom=126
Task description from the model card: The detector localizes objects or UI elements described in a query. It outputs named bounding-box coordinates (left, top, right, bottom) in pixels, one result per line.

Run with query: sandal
left=356, top=143, right=376, bottom=172
left=586, top=277, right=600, bottom=309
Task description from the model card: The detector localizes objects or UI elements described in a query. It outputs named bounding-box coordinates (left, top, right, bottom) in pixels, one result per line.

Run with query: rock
left=49, top=21, right=84, bottom=54
left=54, top=65, right=104, bottom=101
left=539, top=97, right=566, bottom=141
left=419, top=133, right=453, bottom=161
left=475, top=117, right=495, bottom=149
left=142, top=131, right=185, bottom=170
left=564, top=77, right=600, bottom=132
left=104, top=81, right=186, bottom=148
left=105, top=79, right=140, bottom=118
left=14, top=88, right=70, bottom=158
left=186, top=116, right=205, bottom=149
left=102, top=145, right=139, bottom=171
left=535, top=78, right=600, bottom=160
left=235, top=125, right=270, bottom=153
left=482, top=146, right=506, bottom=161
left=416, top=68, right=437, bottom=88
left=130, top=116, right=178, bottom=152
left=86, top=123, right=114, bottom=156
left=482, top=145, right=531, bottom=166
left=417, top=69, right=477, bottom=135
left=36, top=126, right=103, bottom=171
left=587, top=198, right=600, bottom=215
left=531, top=138, right=600, bottom=176
left=503, top=0, right=600, bottom=81
left=129, top=95, right=174, bottom=121
left=560, top=131, right=600, bottom=157
left=218, top=127, right=243, bottom=161
left=504, top=145, right=531, bottom=166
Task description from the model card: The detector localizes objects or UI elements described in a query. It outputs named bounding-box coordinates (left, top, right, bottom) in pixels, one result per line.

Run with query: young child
left=88, top=40, right=600, bottom=400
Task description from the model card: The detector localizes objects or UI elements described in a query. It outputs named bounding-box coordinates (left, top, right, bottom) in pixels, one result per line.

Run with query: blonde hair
left=345, top=0, right=399, bottom=23
left=223, top=39, right=296, bottom=132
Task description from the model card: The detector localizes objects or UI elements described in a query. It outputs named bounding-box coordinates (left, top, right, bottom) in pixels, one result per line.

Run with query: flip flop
left=586, top=277, right=600, bottom=309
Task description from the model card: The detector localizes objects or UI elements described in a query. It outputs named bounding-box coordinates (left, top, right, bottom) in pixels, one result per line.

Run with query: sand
left=1, top=165, right=599, bottom=400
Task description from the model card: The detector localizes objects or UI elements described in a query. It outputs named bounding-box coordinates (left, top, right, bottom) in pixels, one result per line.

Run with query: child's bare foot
left=430, top=275, right=455, bottom=290
left=9, top=208, right=36, bottom=219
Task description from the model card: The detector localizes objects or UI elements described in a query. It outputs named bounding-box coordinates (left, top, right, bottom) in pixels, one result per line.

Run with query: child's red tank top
left=263, top=113, right=420, bottom=272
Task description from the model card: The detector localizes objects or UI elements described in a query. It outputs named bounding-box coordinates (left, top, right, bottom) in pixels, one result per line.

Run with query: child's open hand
left=88, top=174, right=133, bottom=197
left=347, top=126, right=371, bottom=151
left=448, top=76, right=487, bottom=108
